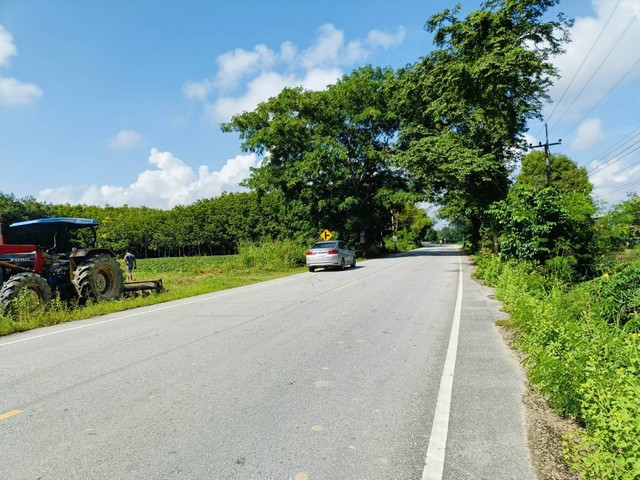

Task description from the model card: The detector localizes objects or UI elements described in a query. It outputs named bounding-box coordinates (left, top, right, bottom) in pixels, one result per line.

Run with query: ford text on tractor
left=0, top=217, right=124, bottom=313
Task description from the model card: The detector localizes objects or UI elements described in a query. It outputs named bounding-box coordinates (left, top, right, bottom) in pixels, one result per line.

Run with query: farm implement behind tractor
left=0, top=217, right=163, bottom=314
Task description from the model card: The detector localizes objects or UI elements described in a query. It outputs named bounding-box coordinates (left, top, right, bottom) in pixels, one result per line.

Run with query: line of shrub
left=474, top=254, right=640, bottom=479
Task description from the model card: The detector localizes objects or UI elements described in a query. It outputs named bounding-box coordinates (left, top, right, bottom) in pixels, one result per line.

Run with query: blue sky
left=1, top=0, right=639, bottom=210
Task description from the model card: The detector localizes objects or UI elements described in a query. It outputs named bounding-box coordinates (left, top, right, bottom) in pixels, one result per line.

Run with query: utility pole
left=530, top=123, right=562, bottom=186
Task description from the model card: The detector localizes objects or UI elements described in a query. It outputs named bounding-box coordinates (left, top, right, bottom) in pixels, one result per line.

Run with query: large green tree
left=394, top=0, right=572, bottom=249
left=596, top=194, right=640, bottom=254
left=223, top=66, right=418, bottom=250
left=518, top=150, right=592, bottom=195
left=489, top=153, right=596, bottom=273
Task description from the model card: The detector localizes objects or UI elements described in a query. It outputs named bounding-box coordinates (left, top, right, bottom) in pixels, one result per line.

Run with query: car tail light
left=327, top=249, right=339, bottom=254
left=306, top=251, right=314, bottom=255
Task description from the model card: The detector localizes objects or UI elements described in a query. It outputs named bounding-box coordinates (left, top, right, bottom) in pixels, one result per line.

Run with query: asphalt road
left=0, top=245, right=535, bottom=480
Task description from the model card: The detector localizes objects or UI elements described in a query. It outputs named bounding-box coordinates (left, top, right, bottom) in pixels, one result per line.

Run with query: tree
left=396, top=203, right=434, bottom=246
left=596, top=194, right=640, bottom=253
left=0, top=192, right=53, bottom=244
left=518, top=151, right=592, bottom=195
left=488, top=183, right=595, bottom=272
left=394, top=0, right=572, bottom=249
left=489, top=150, right=596, bottom=272
left=223, top=66, right=418, bottom=251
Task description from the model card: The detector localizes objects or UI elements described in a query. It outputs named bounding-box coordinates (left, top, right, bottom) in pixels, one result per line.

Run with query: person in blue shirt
left=123, top=250, right=137, bottom=281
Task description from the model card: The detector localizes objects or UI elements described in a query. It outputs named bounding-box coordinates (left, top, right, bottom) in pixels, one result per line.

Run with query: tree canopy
left=394, top=0, right=572, bottom=247
left=517, top=151, right=592, bottom=195
left=223, top=66, right=419, bottom=251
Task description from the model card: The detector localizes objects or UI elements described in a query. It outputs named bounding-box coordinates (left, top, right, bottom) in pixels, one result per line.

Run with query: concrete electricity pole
left=530, top=123, right=562, bottom=186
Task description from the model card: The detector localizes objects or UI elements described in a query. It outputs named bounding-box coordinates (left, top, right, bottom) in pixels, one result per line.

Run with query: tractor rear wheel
left=73, top=254, right=124, bottom=302
left=0, top=272, right=52, bottom=315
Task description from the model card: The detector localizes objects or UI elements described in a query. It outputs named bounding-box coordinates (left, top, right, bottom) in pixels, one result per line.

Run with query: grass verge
left=0, top=240, right=307, bottom=336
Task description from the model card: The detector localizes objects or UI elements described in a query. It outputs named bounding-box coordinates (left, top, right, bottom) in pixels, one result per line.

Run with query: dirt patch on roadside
left=497, top=325, right=582, bottom=480
left=523, top=387, right=581, bottom=480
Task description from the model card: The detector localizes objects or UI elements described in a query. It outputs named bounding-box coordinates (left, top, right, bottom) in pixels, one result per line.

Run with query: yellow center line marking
left=0, top=409, right=24, bottom=421
left=332, top=280, right=359, bottom=292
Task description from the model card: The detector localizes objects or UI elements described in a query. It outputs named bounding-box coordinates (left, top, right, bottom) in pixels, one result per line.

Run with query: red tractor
left=0, top=217, right=124, bottom=313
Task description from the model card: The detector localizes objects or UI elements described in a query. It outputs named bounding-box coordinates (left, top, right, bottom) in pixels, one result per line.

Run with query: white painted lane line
left=422, top=254, right=463, bottom=480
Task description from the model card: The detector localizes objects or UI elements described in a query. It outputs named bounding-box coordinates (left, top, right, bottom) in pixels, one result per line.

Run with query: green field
left=0, top=240, right=306, bottom=336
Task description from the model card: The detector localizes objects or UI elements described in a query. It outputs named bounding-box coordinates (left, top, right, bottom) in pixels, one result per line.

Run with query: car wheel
left=339, top=258, right=345, bottom=270
left=308, top=266, right=316, bottom=272
left=351, top=257, right=356, bottom=268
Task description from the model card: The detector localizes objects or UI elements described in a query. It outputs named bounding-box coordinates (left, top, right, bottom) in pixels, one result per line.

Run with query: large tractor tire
left=73, top=254, right=124, bottom=302
left=0, top=272, right=53, bottom=315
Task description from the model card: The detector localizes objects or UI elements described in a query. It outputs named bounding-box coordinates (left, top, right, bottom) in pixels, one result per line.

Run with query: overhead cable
left=543, top=0, right=623, bottom=131
left=587, top=133, right=640, bottom=176
left=551, top=7, right=640, bottom=134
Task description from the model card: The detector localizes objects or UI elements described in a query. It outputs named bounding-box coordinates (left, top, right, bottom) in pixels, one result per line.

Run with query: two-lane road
left=0, top=245, right=534, bottom=479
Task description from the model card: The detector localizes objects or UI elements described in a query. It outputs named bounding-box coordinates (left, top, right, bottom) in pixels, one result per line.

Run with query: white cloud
left=184, top=23, right=406, bottom=122
left=182, top=79, right=213, bottom=100
left=182, top=44, right=277, bottom=99
left=207, top=71, right=296, bottom=123
left=279, top=41, right=297, bottom=64
left=107, top=129, right=142, bottom=149
left=546, top=0, right=640, bottom=121
left=0, top=76, right=42, bottom=105
left=367, top=27, right=406, bottom=49
left=571, top=117, right=606, bottom=151
left=215, top=44, right=276, bottom=89
left=0, top=25, right=17, bottom=66
left=0, top=24, right=42, bottom=106
left=37, top=148, right=258, bottom=209
left=302, top=67, right=344, bottom=91
left=206, top=67, right=344, bottom=123
left=301, top=24, right=346, bottom=69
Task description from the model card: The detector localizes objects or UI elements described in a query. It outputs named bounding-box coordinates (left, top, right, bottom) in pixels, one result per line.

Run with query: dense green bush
left=475, top=253, right=640, bottom=479
left=236, top=239, right=306, bottom=270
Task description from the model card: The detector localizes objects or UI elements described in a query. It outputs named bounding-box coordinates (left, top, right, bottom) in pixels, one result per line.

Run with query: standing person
left=123, top=250, right=137, bottom=281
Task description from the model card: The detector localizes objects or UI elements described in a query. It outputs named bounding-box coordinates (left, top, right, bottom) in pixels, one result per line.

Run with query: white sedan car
left=306, top=241, right=356, bottom=272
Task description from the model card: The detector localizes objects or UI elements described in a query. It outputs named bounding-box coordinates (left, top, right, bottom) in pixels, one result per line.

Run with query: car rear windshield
left=311, top=242, right=337, bottom=249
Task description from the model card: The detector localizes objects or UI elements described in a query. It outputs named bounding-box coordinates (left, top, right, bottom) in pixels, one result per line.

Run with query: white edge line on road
left=422, top=253, right=463, bottom=480
left=0, top=275, right=299, bottom=348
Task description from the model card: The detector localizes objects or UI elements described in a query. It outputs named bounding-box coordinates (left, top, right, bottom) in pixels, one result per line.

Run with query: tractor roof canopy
left=10, top=217, right=99, bottom=233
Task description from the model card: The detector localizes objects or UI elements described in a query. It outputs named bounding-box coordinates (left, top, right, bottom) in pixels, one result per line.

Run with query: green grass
left=0, top=240, right=307, bottom=336
left=474, top=252, right=640, bottom=480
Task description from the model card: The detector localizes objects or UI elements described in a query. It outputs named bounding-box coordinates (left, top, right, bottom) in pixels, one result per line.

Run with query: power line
left=543, top=0, right=623, bottom=131
left=595, top=176, right=640, bottom=197
left=551, top=7, right=640, bottom=134
left=592, top=144, right=640, bottom=197
left=587, top=134, right=640, bottom=176
left=592, top=144, right=640, bottom=184
left=561, top=54, right=640, bottom=139
left=586, top=126, right=640, bottom=172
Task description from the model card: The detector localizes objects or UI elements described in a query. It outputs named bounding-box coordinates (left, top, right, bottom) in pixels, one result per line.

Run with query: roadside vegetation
left=0, top=240, right=307, bottom=336
left=474, top=194, right=640, bottom=479
left=2, top=1, right=638, bottom=477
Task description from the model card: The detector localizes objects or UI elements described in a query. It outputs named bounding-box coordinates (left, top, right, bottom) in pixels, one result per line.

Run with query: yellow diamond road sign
left=321, top=229, right=332, bottom=241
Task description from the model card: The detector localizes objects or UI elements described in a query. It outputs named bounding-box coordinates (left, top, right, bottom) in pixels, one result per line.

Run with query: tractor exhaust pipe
left=0, top=215, right=4, bottom=245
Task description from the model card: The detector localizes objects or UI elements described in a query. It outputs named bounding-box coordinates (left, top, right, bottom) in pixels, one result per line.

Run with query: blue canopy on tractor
left=10, top=217, right=99, bottom=232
